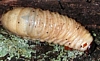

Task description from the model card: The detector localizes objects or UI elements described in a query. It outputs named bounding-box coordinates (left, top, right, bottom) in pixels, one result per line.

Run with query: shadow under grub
left=0, top=0, right=100, bottom=61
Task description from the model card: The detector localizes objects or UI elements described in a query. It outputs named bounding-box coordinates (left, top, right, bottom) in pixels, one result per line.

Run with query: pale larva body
left=1, top=7, right=93, bottom=51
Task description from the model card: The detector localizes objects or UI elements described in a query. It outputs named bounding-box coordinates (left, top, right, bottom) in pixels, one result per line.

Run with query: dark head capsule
left=85, top=41, right=97, bottom=54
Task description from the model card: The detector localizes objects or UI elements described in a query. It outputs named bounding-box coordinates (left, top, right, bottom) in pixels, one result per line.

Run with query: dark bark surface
left=0, top=0, right=100, bottom=61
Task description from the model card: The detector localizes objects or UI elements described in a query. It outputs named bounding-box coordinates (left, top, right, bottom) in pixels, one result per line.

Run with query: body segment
left=1, top=7, right=93, bottom=51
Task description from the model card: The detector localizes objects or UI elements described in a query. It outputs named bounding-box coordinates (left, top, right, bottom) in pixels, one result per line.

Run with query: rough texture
left=0, top=0, right=100, bottom=61
left=1, top=7, right=93, bottom=51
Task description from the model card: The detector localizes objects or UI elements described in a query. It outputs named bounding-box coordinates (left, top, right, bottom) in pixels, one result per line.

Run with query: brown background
left=0, top=0, right=100, bottom=61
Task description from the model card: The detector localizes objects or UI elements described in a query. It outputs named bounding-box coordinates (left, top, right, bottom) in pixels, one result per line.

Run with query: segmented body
left=1, top=7, right=93, bottom=51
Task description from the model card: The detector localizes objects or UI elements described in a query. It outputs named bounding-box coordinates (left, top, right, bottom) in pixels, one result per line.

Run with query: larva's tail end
left=85, top=41, right=97, bottom=55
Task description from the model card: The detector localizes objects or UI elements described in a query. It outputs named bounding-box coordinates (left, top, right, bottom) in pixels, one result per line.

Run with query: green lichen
left=0, top=26, right=94, bottom=61
left=36, top=42, right=84, bottom=61
left=0, top=27, right=36, bottom=60
left=92, top=30, right=100, bottom=45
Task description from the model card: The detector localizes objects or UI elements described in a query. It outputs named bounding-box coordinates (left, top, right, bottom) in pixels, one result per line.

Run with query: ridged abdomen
left=1, top=7, right=93, bottom=51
